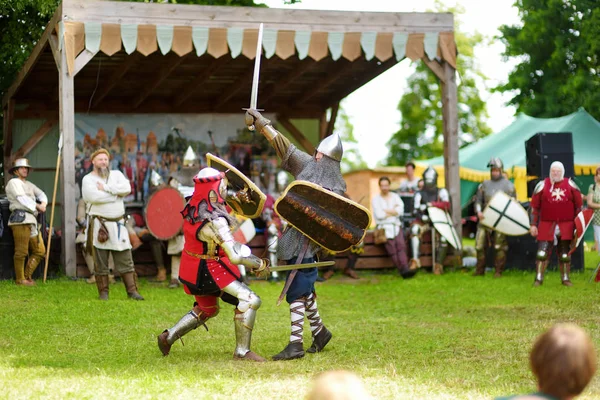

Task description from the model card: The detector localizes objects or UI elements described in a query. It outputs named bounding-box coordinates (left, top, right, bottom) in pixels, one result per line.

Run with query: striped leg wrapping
left=305, top=293, right=323, bottom=336
left=289, top=299, right=305, bottom=344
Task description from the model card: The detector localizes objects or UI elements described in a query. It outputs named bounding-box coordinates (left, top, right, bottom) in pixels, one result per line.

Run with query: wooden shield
left=427, top=206, right=462, bottom=250
left=480, top=191, right=530, bottom=236
left=206, top=153, right=266, bottom=219
left=274, top=181, right=372, bottom=253
left=144, top=186, right=186, bottom=240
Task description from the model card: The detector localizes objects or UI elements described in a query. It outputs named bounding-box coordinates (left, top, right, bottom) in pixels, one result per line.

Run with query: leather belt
left=184, top=249, right=220, bottom=261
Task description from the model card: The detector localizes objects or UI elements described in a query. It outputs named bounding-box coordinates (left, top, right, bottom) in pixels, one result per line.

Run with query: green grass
left=2, top=254, right=600, bottom=399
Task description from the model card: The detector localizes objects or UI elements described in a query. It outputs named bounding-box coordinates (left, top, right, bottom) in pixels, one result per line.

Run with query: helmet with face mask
left=191, top=167, right=227, bottom=211
left=423, top=167, right=438, bottom=190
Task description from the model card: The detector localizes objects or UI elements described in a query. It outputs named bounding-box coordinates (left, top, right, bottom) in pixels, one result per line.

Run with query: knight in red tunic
left=157, top=167, right=269, bottom=361
left=529, top=161, right=582, bottom=286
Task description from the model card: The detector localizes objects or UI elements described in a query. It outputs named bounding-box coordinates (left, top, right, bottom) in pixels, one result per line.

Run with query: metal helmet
left=487, top=157, right=504, bottom=171
left=276, top=170, right=290, bottom=192
left=10, top=158, right=33, bottom=173
left=183, top=146, right=197, bottom=167
left=149, top=170, right=164, bottom=188
left=316, top=133, right=343, bottom=162
left=423, top=166, right=438, bottom=189
left=192, top=167, right=227, bottom=209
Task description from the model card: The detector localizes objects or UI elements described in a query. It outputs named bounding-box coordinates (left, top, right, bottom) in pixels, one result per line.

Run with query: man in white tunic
left=82, top=148, right=144, bottom=301
left=5, top=158, right=47, bottom=286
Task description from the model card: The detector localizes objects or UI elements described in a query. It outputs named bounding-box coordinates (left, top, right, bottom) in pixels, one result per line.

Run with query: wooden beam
left=13, top=120, right=58, bottom=160
left=441, top=61, right=461, bottom=240
left=422, top=56, right=445, bottom=83
left=212, top=67, right=254, bottom=111
left=74, top=50, right=99, bottom=76
left=326, top=102, right=340, bottom=138
left=294, top=61, right=354, bottom=106
left=64, top=1, right=454, bottom=33
left=261, top=59, right=315, bottom=107
left=91, top=53, right=142, bottom=109
left=2, top=6, right=62, bottom=107
left=3, top=99, right=15, bottom=185
left=172, top=56, right=230, bottom=108
left=132, top=54, right=187, bottom=109
left=276, top=116, right=315, bottom=154
left=48, top=34, right=61, bottom=71
left=59, top=40, right=77, bottom=277
left=319, top=111, right=328, bottom=140
left=324, top=57, right=398, bottom=108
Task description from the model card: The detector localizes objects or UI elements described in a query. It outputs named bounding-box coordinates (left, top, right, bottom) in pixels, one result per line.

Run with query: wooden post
left=3, top=99, right=15, bottom=185
left=319, top=111, right=328, bottom=140
left=441, top=61, right=461, bottom=239
left=326, top=102, right=340, bottom=139
left=59, top=39, right=77, bottom=277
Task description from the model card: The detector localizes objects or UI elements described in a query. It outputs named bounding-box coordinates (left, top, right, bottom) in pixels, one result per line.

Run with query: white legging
left=594, top=225, right=600, bottom=255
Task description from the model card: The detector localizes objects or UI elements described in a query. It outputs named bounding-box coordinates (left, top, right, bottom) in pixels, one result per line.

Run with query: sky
left=261, top=0, right=522, bottom=167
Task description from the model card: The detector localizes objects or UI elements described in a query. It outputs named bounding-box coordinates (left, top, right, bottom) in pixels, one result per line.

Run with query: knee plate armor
left=223, top=280, right=262, bottom=313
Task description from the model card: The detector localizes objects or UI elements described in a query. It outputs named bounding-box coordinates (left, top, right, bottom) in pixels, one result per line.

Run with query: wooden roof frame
left=2, top=0, right=460, bottom=277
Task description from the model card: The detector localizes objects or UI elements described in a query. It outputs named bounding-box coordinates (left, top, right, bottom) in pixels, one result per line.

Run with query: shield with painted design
left=427, top=206, right=462, bottom=250
left=570, top=208, right=594, bottom=254
left=275, top=180, right=371, bottom=253
left=144, top=186, right=186, bottom=240
left=232, top=217, right=256, bottom=245
left=480, top=191, right=530, bottom=236
left=206, top=153, right=266, bottom=219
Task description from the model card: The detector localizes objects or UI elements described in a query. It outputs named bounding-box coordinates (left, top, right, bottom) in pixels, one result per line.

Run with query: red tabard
left=179, top=218, right=241, bottom=292
left=530, top=178, right=582, bottom=241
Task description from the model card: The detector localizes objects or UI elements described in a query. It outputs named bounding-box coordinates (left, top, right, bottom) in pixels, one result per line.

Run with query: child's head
left=305, top=370, right=371, bottom=400
left=530, top=324, right=597, bottom=399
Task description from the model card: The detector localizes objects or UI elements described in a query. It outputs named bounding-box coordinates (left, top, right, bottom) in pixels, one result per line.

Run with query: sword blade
left=270, top=260, right=335, bottom=273
left=249, top=23, right=264, bottom=110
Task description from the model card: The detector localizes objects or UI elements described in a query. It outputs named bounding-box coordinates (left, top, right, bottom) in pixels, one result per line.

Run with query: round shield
left=144, top=187, right=186, bottom=240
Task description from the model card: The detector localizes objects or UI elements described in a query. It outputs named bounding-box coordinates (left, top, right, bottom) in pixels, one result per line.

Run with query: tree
left=495, top=0, right=600, bottom=120
left=334, top=106, right=368, bottom=173
left=385, top=4, right=492, bottom=166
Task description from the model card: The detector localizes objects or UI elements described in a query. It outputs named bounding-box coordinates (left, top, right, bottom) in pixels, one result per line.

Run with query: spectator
left=5, top=158, right=47, bottom=286
left=398, top=161, right=420, bottom=193
left=305, top=370, right=372, bottom=400
left=587, top=166, right=600, bottom=255
left=495, top=324, right=597, bottom=400
left=372, top=176, right=415, bottom=278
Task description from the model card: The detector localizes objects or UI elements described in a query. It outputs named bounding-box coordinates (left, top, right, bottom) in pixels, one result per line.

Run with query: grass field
left=2, top=252, right=600, bottom=400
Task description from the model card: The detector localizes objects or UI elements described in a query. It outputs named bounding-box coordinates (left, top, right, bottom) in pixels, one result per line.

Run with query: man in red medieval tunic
left=529, top=161, right=582, bottom=286
left=157, top=167, right=269, bottom=361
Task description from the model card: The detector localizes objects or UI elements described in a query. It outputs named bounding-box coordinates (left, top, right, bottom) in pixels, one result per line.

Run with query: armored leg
left=157, top=304, right=211, bottom=356
left=434, top=234, right=448, bottom=275
left=493, top=231, right=508, bottom=278
left=473, top=225, right=487, bottom=276
left=557, top=240, right=573, bottom=286
left=534, top=241, right=551, bottom=286
left=409, top=224, right=422, bottom=269
left=222, top=280, right=265, bottom=362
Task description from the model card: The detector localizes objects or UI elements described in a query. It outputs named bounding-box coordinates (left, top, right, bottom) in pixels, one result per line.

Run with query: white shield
left=427, top=206, right=462, bottom=250
left=480, top=191, right=530, bottom=236
left=232, top=217, right=256, bottom=245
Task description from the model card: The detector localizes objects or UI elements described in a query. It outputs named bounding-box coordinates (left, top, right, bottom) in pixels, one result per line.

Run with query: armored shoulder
left=533, top=180, right=544, bottom=195
left=568, top=178, right=580, bottom=192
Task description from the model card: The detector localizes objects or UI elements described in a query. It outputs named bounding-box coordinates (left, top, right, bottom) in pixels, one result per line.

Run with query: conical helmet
left=183, top=146, right=197, bottom=167
left=423, top=167, right=438, bottom=189
left=316, top=133, right=343, bottom=162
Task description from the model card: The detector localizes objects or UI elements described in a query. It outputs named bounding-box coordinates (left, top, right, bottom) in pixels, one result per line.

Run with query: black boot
left=272, top=342, right=305, bottom=361
left=306, top=327, right=332, bottom=354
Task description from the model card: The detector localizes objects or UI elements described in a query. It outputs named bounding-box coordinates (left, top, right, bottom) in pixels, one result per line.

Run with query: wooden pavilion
left=2, top=0, right=459, bottom=276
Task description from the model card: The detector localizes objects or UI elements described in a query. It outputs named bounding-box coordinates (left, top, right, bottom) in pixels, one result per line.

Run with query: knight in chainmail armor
left=473, top=158, right=516, bottom=277
left=245, top=109, right=343, bottom=361
left=157, top=167, right=269, bottom=361
left=409, top=167, right=451, bottom=275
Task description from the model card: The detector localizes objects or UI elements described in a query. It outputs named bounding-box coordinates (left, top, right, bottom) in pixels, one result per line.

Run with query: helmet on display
left=316, top=133, right=343, bottom=162
left=183, top=146, right=198, bottom=167
left=423, top=167, right=438, bottom=189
